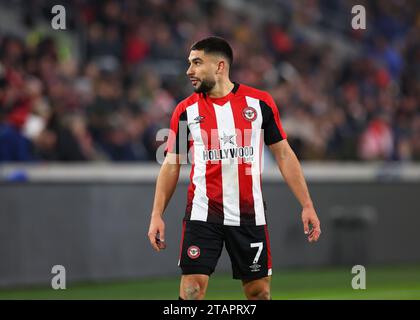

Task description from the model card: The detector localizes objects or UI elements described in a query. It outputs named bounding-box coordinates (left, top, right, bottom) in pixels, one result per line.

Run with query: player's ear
left=216, top=60, right=226, bottom=74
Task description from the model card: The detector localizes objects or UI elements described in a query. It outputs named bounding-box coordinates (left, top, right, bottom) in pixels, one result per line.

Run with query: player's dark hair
left=191, top=36, right=233, bottom=67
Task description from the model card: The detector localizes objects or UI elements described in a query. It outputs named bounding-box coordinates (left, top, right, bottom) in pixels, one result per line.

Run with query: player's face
left=186, top=50, right=217, bottom=93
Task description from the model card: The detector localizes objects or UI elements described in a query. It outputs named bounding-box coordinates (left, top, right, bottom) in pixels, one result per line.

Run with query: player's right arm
left=148, top=101, right=188, bottom=252
left=148, top=152, right=182, bottom=251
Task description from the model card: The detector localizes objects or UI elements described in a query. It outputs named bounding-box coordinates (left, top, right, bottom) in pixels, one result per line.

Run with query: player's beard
left=194, top=77, right=216, bottom=94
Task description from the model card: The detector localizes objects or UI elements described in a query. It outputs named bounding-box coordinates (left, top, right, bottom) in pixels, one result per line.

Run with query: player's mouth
left=190, top=78, right=200, bottom=86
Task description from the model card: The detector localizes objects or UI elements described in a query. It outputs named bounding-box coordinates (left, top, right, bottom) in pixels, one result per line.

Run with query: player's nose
left=186, top=65, right=194, bottom=76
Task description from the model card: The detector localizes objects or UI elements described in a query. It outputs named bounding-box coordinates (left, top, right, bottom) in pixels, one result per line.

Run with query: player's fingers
left=150, top=236, right=160, bottom=251
left=158, top=238, right=167, bottom=250
left=311, top=233, right=320, bottom=242
left=309, top=219, right=320, bottom=237
left=302, top=218, right=309, bottom=235
left=309, top=229, right=321, bottom=242
left=313, top=221, right=321, bottom=238
left=316, top=227, right=321, bottom=239
left=148, top=231, right=160, bottom=251
left=159, top=225, right=165, bottom=243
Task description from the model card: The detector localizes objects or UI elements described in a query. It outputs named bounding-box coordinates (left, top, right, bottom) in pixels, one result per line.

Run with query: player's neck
left=207, top=80, right=235, bottom=98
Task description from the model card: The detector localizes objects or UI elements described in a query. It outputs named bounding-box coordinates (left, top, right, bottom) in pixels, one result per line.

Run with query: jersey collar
left=204, top=82, right=240, bottom=105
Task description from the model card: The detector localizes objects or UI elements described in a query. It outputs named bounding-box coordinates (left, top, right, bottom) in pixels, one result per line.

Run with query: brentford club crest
left=242, top=106, right=257, bottom=121
left=187, top=246, right=200, bottom=259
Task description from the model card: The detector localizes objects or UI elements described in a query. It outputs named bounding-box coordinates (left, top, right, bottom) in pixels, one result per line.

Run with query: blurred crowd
left=0, top=0, right=419, bottom=162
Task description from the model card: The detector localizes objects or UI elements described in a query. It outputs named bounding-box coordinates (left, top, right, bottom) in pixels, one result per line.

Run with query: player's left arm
left=269, top=139, right=321, bottom=243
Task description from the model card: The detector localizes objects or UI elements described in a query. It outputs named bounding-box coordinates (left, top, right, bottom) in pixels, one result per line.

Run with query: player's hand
left=301, top=206, right=321, bottom=243
left=148, top=215, right=166, bottom=251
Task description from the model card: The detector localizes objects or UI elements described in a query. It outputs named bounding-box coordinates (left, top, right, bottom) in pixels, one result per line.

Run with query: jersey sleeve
left=165, top=104, right=189, bottom=155
left=260, top=94, right=287, bottom=145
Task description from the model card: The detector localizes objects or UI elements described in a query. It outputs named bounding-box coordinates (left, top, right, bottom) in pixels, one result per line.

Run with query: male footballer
left=148, top=36, right=321, bottom=300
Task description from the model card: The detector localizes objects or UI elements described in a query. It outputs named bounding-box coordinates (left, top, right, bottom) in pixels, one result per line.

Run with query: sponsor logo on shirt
left=203, top=146, right=254, bottom=162
left=219, top=133, right=236, bottom=146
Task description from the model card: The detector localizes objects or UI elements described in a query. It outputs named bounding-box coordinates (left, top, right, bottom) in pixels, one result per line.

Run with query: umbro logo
left=249, top=263, right=261, bottom=272
left=193, top=115, right=205, bottom=124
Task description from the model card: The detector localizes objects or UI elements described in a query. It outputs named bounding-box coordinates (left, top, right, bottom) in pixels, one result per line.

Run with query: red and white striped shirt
left=166, top=82, right=287, bottom=226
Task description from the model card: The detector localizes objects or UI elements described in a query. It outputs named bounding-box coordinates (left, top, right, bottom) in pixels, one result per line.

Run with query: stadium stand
left=0, top=0, right=418, bottom=162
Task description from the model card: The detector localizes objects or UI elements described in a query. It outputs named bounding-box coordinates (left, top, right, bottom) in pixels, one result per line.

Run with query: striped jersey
left=165, top=82, right=287, bottom=226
